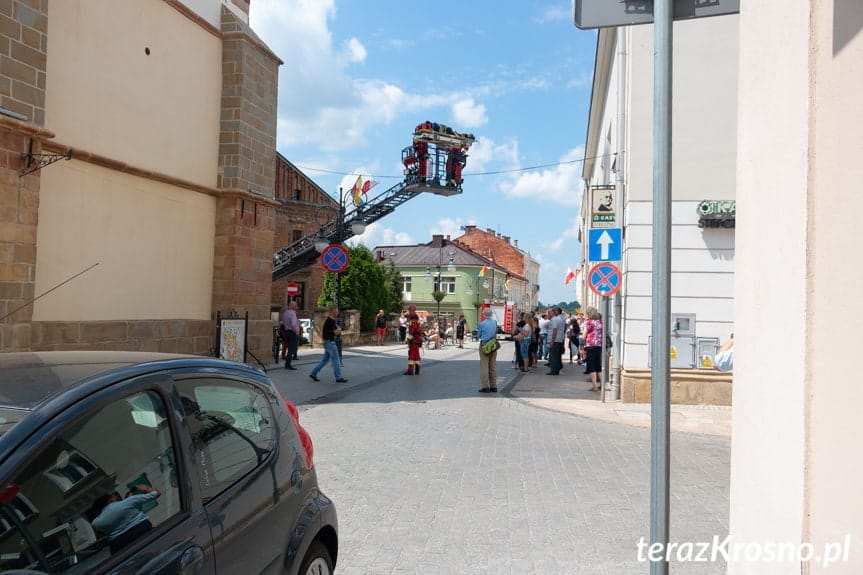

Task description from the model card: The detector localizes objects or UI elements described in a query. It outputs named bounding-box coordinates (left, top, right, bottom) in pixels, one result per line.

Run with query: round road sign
left=588, top=262, right=622, bottom=297
left=286, top=281, right=299, bottom=296
left=320, top=244, right=350, bottom=273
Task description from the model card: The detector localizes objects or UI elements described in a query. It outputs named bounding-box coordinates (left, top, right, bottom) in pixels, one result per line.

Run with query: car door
left=172, top=374, right=302, bottom=575
left=0, top=375, right=215, bottom=575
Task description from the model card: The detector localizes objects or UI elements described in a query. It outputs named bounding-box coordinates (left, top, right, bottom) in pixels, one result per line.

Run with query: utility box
left=672, top=313, right=697, bottom=336
left=696, top=337, right=720, bottom=370
left=648, top=335, right=696, bottom=369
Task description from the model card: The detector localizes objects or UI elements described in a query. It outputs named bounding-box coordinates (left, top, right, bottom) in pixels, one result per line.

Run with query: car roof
left=0, top=351, right=265, bottom=409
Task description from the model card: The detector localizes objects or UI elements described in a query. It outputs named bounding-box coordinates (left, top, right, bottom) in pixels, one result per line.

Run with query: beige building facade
left=0, top=0, right=281, bottom=356
left=729, top=2, right=863, bottom=573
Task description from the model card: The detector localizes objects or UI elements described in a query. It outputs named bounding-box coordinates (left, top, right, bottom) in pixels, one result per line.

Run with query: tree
left=387, top=260, right=404, bottom=315
left=317, top=245, right=391, bottom=332
left=537, top=300, right=582, bottom=314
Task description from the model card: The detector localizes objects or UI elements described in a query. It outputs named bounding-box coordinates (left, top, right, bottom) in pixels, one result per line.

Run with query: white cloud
left=251, top=0, right=406, bottom=151
left=348, top=221, right=412, bottom=248
left=500, top=146, right=585, bottom=207
left=451, top=98, right=488, bottom=128
left=342, top=37, right=367, bottom=63
left=464, top=136, right=519, bottom=175
left=250, top=0, right=551, bottom=154
left=430, top=217, right=478, bottom=241
left=533, top=4, right=572, bottom=23
left=543, top=214, right=581, bottom=252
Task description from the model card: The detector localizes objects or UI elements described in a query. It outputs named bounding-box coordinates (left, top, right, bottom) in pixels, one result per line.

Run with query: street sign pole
left=650, top=0, right=672, bottom=573
left=601, top=295, right=610, bottom=404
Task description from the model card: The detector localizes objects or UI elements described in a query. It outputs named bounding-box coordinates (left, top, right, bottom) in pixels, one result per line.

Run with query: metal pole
left=336, top=187, right=344, bottom=363
left=611, top=26, right=627, bottom=403
left=601, top=295, right=610, bottom=403
left=437, top=245, right=442, bottom=322
left=650, top=0, right=672, bottom=573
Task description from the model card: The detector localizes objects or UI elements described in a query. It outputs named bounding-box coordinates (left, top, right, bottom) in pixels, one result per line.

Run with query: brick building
left=271, top=153, right=338, bottom=318
left=453, top=226, right=540, bottom=310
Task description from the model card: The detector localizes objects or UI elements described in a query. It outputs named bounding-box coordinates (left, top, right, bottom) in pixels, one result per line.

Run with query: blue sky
left=250, top=0, right=597, bottom=304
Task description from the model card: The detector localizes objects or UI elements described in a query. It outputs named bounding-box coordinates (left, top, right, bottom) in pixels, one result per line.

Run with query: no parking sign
left=320, top=244, right=349, bottom=273
left=587, top=263, right=621, bottom=297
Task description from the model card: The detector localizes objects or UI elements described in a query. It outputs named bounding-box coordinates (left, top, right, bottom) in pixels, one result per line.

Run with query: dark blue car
left=0, top=352, right=337, bottom=575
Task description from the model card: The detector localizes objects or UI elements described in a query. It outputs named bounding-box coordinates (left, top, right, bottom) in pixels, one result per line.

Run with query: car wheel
left=298, top=541, right=333, bottom=575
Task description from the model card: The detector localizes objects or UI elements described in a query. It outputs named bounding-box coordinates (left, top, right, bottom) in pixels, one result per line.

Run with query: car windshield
left=0, top=407, right=30, bottom=439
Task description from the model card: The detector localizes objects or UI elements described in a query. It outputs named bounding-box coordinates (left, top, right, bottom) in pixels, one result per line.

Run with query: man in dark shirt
left=309, top=306, right=348, bottom=383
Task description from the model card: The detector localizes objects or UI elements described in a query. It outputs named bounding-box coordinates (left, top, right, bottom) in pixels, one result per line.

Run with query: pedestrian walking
left=309, top=306, right=348, bottom=383
left=404, top=304, right=424, bottom=375
left=477, top=308, right=499, bottom=392
left=283, top=301, right=299, bottom=370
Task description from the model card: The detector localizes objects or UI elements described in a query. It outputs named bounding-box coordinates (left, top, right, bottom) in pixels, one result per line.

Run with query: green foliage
left=387, top=260, right=404, bottom=314
left=537, top=300, right=582, bottom=314
left=317, top=245, right=392, bottom=332
left=431, top=290, right=446, bottom=303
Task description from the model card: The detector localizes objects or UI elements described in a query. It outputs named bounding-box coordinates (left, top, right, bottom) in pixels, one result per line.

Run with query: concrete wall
left=729, top=1, right=863, bottom=572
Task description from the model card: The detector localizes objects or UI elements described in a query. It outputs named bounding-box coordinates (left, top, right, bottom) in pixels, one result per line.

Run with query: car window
left=0, top=390, right=182, bottom=574
left=177, top=380, right=275, bottom=503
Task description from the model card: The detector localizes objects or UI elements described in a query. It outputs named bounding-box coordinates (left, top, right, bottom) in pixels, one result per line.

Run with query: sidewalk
left=267, top=339, right=731, bottom=437
left=506, top=351, right=732, bottom=437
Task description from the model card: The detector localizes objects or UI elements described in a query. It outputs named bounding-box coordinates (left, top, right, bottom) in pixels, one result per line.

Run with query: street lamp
left=432, top=245, right=455, bottom=327
left=314, top=186, right=367, bottom=359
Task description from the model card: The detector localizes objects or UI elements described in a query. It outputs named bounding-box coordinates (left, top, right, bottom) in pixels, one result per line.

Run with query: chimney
left=486, top=228, right=495, bottom=235
left=464, top=225, right=476, bottom=233
left=514, top=239, right=519, bottom=248
left=446, top=234, right=451, bottom=241
left=432, top=234, right=443, bottom=246
left=502, top=235, right=510, bottom=244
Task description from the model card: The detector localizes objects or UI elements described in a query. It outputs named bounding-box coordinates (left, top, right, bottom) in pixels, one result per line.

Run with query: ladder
left=273, top=123, right=475, bottom=281
left=273, top=178, right=425, bottom=280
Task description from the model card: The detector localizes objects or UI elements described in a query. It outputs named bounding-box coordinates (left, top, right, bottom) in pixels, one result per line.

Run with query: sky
left=250, top=0, right=598, bottom=305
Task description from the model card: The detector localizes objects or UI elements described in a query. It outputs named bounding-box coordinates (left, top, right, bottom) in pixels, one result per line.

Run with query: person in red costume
left=404, top=304, right=425, bottom=375
left=415, top=141, right=429, bottom=181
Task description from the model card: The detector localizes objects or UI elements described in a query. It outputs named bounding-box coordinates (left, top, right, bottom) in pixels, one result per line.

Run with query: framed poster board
left=218, top=316, right=247, bottom=362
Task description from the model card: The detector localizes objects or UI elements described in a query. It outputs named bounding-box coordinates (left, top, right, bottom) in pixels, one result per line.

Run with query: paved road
left=269, top=344, right=730, bottom=575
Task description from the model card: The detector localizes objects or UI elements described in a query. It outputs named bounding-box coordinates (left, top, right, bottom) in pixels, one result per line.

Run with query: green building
left=373, top=234, right=521, bottom=331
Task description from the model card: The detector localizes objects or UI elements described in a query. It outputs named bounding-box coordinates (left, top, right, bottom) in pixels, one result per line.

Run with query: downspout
left=610, top=27, right=627, bottom=401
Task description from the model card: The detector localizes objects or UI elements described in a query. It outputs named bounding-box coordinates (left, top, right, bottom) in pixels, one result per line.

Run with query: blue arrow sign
left=588, top=227, right=622, bottom=262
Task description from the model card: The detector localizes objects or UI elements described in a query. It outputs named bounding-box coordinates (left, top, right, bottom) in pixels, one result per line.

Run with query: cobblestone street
left=275, top=345, right=730, bottom=574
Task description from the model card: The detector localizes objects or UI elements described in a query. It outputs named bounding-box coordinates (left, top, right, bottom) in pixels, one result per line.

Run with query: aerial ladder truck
left=272, top=123, right=476, bottom=280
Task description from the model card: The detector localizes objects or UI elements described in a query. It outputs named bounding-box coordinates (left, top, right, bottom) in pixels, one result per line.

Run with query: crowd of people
left=276, top=303, right=610, bottom=393
left=507, top=306, right=605, bottom=391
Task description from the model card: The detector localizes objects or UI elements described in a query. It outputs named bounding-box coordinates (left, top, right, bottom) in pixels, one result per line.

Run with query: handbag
left=481, top=338, right=501, bottom=355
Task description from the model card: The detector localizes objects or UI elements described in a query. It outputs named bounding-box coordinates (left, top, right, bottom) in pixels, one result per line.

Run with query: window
left=402, top=277, right=412, bottom=295
left=433, top=276, right=457, bottom=294
left=291, top=229, right=303, bottom=243
left=0, top=391, right=181, bottom=573
left=176, top=380, right=275, bottom=503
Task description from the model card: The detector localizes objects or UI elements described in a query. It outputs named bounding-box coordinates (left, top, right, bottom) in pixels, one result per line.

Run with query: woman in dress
left=583, top=307, right=604, bottom=391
